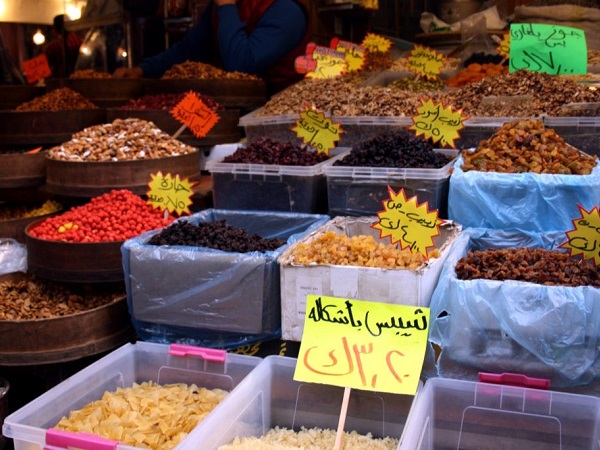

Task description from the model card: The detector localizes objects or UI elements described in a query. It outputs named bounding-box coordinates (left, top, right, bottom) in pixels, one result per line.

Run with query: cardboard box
left=279, top=216, right=461, bottom=341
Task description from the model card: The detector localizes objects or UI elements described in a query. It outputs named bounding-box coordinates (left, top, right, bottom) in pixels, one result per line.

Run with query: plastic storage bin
left=279, top=216, right=461, bottom=341
left=324, top=149, right=457, bottom=218
left=2, top=341, right=262, bottom=450
left=122, top=209, right=330, bottom=348
left=181, top=355, right=421, bottom=450
left=206, top=146, right=346, bottom=214
left=543, top=116, right=600, bottom=157
left=400, top=376, right=600, bottom=450
left=239, top=108, right=413, bottom=148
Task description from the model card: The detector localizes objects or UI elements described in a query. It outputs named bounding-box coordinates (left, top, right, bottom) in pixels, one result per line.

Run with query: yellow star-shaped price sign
left=497, top=32, right=510, bottom=60
left=361, top=33, right=392, bottom=53
left=146, top=171, right=196, bottom=216
left=407, top=44, right=445, bottom=80
left=371, top=187, right=442, bottom=257
left=560, top=205, right=600, bottom=266
left=331, top=37, right=365, bottom=72
left=409, top=98, right=468, bottom=148
left=306, top=46, right=347, bottom=79
left=291, top=107, right=343, bottom=156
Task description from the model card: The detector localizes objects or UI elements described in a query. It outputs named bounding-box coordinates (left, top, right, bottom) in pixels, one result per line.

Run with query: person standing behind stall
left=44, top=14, right=83, bottom=77
left=113, top=0, right=310, bottom=95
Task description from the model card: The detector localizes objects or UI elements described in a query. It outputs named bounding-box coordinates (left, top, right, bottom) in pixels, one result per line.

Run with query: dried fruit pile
left=290, top=230, right=438, bottom=269
left=69, top=69, right=111, bottom=79
left=48, top=118, right=197, bottom=162
left=446, top=63, right=508, bottom=87
left=334, top=131, right=451, bottom=168
left=55, top=381, right=227, bottom=450
left=28, top=189, right=175, bottom=242
left=223, top=138, right=329, bottom=166
left=456, top=248, right=600, bottom=288
left=119, top=92, right=222, bottom=111
left=16, top=87, right=97, bottom=111
left=161, top=61, right=259, bottom=80
left=148, top=219, right=286, bottom=252
left=0, top=200, right=61, bottom=221
left=0, top=276, right=123, bottom=320
left=461, top=119, right=597, bottom=174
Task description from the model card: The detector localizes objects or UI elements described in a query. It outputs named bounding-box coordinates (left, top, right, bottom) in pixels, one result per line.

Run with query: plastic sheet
left=448, top=155, right=600, bottom=232
left=0, top=239, right=26, bottom=275
left=122, top=209, right=329, bottom=349
left=426, top=228, right=600, bottom=387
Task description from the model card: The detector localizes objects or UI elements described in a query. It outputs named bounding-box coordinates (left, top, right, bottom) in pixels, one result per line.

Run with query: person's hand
left=113, top=67, right=143, bottom=79
left=214, top=0, right=237, bottom=5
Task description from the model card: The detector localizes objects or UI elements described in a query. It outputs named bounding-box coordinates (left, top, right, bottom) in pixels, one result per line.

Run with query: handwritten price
left=561, top=205, right=600, bottom=265
left=408, top=44, right=445, bottom=79
left=146, top=172, right=195, bottom=216
left=295, top=295, right=429, bottom=395
left=291, top=108, right=343, bottom=155
left=361, top=33, right=392, bottom=53
left=171, top=91, right=220, bottom=138
left=410, top=98, right=467, bottom=148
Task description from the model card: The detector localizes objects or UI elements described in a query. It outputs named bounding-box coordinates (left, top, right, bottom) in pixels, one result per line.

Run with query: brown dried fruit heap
left=456, top=248, right=600, bottom=288
left=16, top=87, right=97, bottom=111
left=461, top=119, right=597, bottom=174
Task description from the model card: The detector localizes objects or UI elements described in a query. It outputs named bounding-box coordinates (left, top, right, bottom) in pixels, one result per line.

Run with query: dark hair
left=53, top=14, right=65, bottom=34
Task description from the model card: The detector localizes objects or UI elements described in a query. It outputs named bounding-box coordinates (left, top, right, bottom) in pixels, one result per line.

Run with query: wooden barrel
left=0, top=110, right=107, bottom=149
left=0, top=151, right=46, bottom=189
left=0, top=209, right=61, bottom=243
left=46, top=78, right=144, bottom=107
left=25, top=222, right=125, bottom=282
left=45, top=150, right=201, bottom=197
left=142, top=79, right=267, bottom=110
left=106, top=108, right=241, bottom=147
left=0, top=273, right=134, bottom=365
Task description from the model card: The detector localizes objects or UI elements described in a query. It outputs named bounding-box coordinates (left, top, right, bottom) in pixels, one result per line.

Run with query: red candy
left=28, top=189, right=176, bottom=243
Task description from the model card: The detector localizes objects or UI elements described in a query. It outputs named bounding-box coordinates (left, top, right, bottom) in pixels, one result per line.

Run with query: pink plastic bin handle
left=45, top=429, right=118, bottom=450
left=478, top=372, right=551, bottom=390
left=168, top=344, right=226, bottom=362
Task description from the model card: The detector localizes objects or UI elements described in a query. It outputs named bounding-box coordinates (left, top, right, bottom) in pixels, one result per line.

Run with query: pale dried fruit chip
left=54, top=381, right=228, bottom=450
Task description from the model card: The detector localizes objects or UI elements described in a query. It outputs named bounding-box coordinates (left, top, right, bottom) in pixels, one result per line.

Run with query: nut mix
left=55, top=381, right=228, bottom=450
left=455, top=248, right=600, bottom=288
left=289, top=230, right=439, bottom=269
left=148, top=219, right=286, bottom=252
left=161, top=60, right=259, bottom=80
left=69, top=69, right=112, bottom=79
left=119, top=92, right=222, bottom=111
left=15, top=87, right=98, bottom=111
left=390, top=56, right=460, bottom=73
left=28, top=189, right=176, bottom=243
left=388, top=75, right=446, bottom=92
left=0, top=200, right=61, bottom=221
left=335, top=130, right=451, bottom=168
left=0, top=276, right=123, bottom=321
left=48, top=118, right=197, bottom=162
left=223, top=137, right=329, bottom=166
left=461, top=119, right=597, bottom=174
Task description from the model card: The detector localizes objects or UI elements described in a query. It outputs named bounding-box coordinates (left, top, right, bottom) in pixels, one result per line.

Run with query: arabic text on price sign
left=146, top=171, right=196, bottom=216
left=294, top=295, right=430, bottom=395
left=171, top=91, right=220, bottom=138
left=305, top=46, right=347, bottom=79
left=407, top=44, right=445, bottom=79
left=409, top=98, right=467, bottom=149
left=330, top=37, right=365, bottom=72
left=560, top=205, right=600, bottom=266
left=361, top=33, right=392, bottom=53
left=22, top=54, right=52, bottom=84
left=497, top=32, right=511, bottom=59
left=291, top=108, right=343, bottom=156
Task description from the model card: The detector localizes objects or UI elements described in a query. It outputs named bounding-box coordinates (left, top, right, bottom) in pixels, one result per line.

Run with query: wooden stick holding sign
left=334, top=386, right=351, bottom=450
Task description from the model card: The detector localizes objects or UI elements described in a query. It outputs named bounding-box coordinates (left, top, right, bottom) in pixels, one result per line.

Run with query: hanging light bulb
left=33, top=29, right=45, bottom=46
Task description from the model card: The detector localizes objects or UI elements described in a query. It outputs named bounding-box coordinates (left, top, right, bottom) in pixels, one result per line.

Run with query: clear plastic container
left=400, top=376, right=600, bottom=450
left=2, top=342, right=261, bottom=450
left=544, top=115, right=600, bottom=156
left=324, top=149, right=457, bottom=218
left=181, top=355, right=421, bottom=450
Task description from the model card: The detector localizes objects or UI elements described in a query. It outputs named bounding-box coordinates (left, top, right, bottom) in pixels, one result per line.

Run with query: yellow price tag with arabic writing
left=291, top=107, right=343, bottom=156
left=331, top=37, right=365, bottom=72
left=372, top=187, right=442, bottom=257
left=294, top=295, right=429, bottom=395
left=407, top=44, right=445, bottom=79
left=560, top=205, right=600, bottom=266
left=361, top=33, right=392, bottom=53
left=306, top=46, right=347, bottom=79
left=497, top=32, right=510, bottom=60
left=409, top=98, right=468, bottom=149
left=147, top=171, right=195, bottom=216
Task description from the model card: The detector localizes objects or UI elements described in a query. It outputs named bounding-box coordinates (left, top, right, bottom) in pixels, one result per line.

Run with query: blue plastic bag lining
left=122, top=209, right=330, bottom=349
left=448, top=155, right=600, bottom=232
left=426, top=228, right=600, bottom=388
